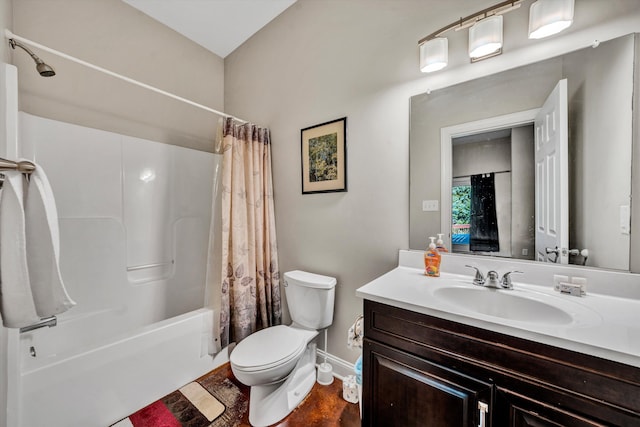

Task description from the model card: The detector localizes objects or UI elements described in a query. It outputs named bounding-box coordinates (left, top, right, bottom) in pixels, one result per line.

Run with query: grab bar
left=19, top=316, right=57, bottom=333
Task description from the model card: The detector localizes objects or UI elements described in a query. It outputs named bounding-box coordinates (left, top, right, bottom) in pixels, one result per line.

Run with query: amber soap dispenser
left=424, top=237, right=441, bottom=277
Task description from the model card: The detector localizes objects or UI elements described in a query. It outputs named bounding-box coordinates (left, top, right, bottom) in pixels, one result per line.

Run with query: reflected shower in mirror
left=409, top=33, right=637, bottom=272
left=450, top=125, right=534, bottom=261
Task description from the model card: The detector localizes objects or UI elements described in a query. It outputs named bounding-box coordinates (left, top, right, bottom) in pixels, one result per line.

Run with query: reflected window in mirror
left=452, top=177, right=471, bottom=252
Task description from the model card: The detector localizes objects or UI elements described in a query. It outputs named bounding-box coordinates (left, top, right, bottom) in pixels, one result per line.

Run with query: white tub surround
left=10, top=114, right=222, bottom=427
left=356, top=250, right=640, bottom=368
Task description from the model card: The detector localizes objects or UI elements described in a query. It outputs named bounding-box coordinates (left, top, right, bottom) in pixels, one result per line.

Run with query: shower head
left=9, top=38, right=56, bottom=77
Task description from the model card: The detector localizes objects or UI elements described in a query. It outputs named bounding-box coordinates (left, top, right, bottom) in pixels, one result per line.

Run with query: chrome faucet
left=465, top=265, right=485, bottom=286
left=485, top=270, right=500, bottom=288
left=465, top=266, right=522, bottom=289
left=500, top=270, right=523, bottom=289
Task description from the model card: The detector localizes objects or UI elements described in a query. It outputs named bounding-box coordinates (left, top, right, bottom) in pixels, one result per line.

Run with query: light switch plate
left=422, top=200, right=439, bottom=211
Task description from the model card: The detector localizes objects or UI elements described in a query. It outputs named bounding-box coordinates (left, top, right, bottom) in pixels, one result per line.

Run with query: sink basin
left=433, top=286, right=578, bottom=325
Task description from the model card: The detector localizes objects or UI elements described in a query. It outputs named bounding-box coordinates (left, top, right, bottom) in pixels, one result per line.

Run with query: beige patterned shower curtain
left=218, top=118, right=281, bottom=348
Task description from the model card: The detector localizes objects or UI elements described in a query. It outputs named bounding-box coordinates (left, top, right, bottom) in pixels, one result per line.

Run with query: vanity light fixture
left=418, top=0, right=521, bottom=73
left=420, top=37, right=448, bottom=73
left=418, top=0, right=575, bottom=73
left=469, top=15, right=503, bottom=59
left=528, top=0, right=574, bottom=39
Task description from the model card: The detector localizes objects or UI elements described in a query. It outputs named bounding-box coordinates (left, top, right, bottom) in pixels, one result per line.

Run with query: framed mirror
left=409, top=33, right=638, bottom=272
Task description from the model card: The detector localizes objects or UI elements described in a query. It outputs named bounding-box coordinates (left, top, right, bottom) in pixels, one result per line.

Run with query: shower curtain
left=218, top=118, right=282, bottom=348
left=470, top=173, right=500, bottom=252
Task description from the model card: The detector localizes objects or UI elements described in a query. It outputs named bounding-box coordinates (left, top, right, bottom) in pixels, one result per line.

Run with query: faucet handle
left=465, top=265, right=485, bottom=286
left=500, top=271, right=523, bottom=289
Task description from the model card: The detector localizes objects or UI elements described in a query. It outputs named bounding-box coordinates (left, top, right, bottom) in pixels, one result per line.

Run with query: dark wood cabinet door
left=363, top=339, right=492, bottom=427
left=497, top=388, right=608, bottom=427
left=363, top=300, right=640, bottom=427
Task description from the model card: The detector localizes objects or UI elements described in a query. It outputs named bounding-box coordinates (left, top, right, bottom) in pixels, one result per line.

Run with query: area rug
left=112, top=364, right=248, bottom=427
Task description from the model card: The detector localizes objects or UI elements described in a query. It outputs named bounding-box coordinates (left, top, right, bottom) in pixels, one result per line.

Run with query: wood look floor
left=209, top=362, right=361, bottom=427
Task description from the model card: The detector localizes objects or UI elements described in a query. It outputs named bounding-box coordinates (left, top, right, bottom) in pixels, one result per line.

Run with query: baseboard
left=316, top=350, right=356, bottom=381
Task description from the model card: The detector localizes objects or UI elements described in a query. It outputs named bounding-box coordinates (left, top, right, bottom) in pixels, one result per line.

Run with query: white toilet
left=230, top=270, right=336, bottom=427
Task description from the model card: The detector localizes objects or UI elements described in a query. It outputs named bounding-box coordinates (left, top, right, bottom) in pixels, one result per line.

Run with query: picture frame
left=301, top=117, right=347, bottom=194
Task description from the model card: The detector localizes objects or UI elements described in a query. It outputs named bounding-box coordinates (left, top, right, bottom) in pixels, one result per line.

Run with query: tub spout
left=19, top=316, right=57, bottom=333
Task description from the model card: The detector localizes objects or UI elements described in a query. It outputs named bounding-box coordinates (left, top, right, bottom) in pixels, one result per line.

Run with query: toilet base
left=248, top=343, right=317, bottom=427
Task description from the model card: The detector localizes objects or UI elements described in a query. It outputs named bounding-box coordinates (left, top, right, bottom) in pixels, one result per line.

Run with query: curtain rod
left=453, top=170, right=511, bottom=179
left=4, top=29, right=249, bottom=124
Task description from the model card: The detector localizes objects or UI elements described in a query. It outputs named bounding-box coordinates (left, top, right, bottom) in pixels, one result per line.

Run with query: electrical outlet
left=558, top=282, right=586, bottom=297
left=553, top=274, right=569, bottom=291
left=571, top=276, right=587, bottom=289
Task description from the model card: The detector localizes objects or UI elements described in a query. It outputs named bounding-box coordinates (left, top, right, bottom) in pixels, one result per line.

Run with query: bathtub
left=18, top=308, right=221, bottom=427
left=9, top=113, right=224, bottom=427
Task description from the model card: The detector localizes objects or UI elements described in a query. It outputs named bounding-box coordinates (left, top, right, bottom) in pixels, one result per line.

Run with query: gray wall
left=225, top=0, right=422, bottom=364
left=224, top=0, right=640, bottom=364
left=452, top=138, right=511, bottom=177
left=11, top=0, right=225, bottom=152
left=564, top=35, right=634, bottom=270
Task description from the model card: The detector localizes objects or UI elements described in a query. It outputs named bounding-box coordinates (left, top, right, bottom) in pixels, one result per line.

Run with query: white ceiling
left=123, top=0, right=298, bottom=58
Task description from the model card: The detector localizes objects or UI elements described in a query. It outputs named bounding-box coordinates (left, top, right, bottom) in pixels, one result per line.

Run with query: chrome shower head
left=9, top=39, right=56, bottom=77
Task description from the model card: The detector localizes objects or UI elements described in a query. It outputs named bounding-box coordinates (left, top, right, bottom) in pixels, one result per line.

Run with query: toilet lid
left=231, top=325, right=307, bottom=371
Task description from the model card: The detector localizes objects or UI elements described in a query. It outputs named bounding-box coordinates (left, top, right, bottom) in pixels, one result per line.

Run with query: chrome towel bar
left=0, top=158, right=36, bottom=188
left=0, top=157, right=36, bottom=173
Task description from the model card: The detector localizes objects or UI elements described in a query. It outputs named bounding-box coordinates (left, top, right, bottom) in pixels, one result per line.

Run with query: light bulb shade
left=528, top=0, right=574, bottom=39
left=420, top=37, right=448, bottom=73
left=469, top=15, right=503, bottom=59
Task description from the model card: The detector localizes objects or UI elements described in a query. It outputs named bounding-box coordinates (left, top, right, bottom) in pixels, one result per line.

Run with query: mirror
left=410, top=33, right=638, bottom=272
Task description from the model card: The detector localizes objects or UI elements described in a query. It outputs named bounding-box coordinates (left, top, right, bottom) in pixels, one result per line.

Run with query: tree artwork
left=308, top=132, right=338, bottom=182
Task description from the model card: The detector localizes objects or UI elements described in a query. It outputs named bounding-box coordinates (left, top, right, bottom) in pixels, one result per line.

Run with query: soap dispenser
left=436, top=233, right=448, bottom=253
left=424, top=237, right=441, bottom=277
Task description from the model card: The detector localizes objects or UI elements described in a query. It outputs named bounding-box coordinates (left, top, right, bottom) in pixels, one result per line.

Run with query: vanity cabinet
left=362, top=300, right=640, bottom=427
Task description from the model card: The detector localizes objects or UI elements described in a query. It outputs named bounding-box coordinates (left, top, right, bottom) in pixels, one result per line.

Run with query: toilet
left=229, top=270, right=336, bottom=427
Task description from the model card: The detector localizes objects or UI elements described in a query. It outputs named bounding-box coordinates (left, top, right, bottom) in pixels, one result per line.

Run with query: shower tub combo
left=11, top=113, right=223, bottom=427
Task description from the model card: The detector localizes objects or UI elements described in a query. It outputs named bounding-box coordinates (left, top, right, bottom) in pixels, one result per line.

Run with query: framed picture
left=301, top=117, right=347, bottom=194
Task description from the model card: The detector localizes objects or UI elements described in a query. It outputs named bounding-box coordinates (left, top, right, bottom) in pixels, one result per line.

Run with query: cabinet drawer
left=496, top=388, right=608, bottom=427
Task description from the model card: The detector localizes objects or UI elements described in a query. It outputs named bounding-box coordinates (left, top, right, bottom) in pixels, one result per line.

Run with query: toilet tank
left=283, top=270, right=336, bottom=330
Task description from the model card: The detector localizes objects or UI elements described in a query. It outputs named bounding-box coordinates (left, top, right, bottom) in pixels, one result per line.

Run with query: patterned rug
left=112, top=364, right=249, bottom=427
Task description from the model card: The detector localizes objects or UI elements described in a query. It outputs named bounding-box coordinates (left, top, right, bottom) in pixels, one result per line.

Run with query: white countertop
left=356, top=260, right=640, bottom=368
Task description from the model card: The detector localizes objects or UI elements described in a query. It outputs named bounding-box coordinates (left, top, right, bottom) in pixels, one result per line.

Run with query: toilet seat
left=231, top=325, right=307, bottom=372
